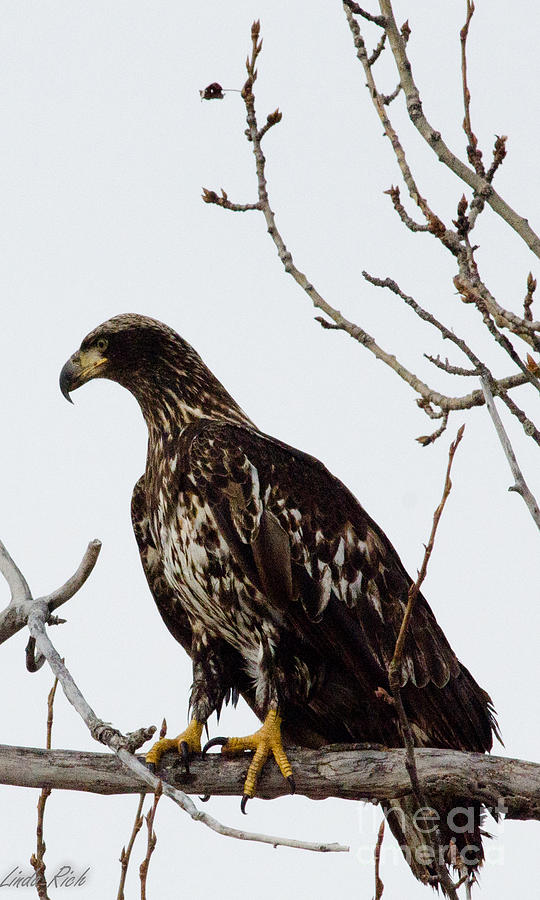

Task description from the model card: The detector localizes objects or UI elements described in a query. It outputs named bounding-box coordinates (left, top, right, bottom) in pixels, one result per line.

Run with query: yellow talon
left=211, top=709, right=295, bottom=809
left=145, top=718, right=203, bottom=769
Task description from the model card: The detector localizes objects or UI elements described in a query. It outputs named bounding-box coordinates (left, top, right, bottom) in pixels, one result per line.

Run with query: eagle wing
left=187, top=421, right=497, bottom=752
left=131, top=475, right=194, bottom=655
left=131, top=473, right=260, bottom=719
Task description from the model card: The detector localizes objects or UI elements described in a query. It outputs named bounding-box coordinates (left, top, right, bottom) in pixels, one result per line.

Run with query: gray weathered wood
left=1, top=744, right=539, bottom=821
left=0, top=540, right=102, bottom=646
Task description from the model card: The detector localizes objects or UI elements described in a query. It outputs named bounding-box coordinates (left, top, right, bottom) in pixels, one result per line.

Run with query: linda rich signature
left=0, top=866, right=89, bottom=889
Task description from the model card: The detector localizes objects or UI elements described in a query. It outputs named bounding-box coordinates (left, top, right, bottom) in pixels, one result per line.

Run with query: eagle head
left=59, top=313, right=186, bottom=403
left=60, top=313, right=251, bottom=428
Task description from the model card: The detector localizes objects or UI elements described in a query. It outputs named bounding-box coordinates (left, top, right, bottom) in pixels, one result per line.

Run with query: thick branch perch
left=1, top=744, right=538, bottom=822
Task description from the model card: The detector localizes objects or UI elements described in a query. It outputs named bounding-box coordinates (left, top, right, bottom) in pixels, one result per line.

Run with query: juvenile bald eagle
left=60, top=314, right=498, bottom=889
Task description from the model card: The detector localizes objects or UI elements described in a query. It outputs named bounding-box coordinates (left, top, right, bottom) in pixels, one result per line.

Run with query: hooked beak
left=59, top=349, right=108, bottom=403
left=59, top=353, right=80, bottom=403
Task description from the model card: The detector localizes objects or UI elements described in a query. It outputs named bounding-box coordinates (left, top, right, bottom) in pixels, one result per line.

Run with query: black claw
left=199, top=794, right=211, bottom=802
left=241, top=794, right=249, bottom=815
left=201, top=736, right=229, bottom=757
left=180, top=740, right=190, bottom=775
left=287, top=775, right=296, bottom=795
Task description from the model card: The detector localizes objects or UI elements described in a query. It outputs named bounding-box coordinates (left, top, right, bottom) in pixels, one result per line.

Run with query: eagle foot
left=202, top=709, right=295, bottom=814
left=145, top=718, right=204, bottom=774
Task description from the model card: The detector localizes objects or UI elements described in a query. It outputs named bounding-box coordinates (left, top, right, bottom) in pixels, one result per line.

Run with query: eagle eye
left=96, top=338, right=108, bottom=352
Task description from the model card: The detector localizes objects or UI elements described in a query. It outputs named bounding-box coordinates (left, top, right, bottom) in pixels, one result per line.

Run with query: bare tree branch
left=0, top=539, right=102, bottom=646
left=389, top=426, right=465, bottom=690
left=139, top=781, right=162, bottom=900
left=374, top=820, right=385, bottom=900
left=343, top=4, right=461, bottom=257
left=117, top=794, right=145, bottom=900
left=204, top=19, right=537, bottom=450
left=361, top=272, right=540, bottom=443
left=0, top=539, right=32, bottom=604
left=480, top=376, right=540, bottom=529
left=377, top=0, right=540, bottom=258
left=30, top=673, right=59, bottom=900
left=388, top=428, right=465, bottom=899
left=1, top=744, right=538, bottom=822
left=368, top=31, right=386, bottom=66
left=460, top=1, right=485, bottom=177
left=524, top=272, right=537, bottom=322
left=342, top=0, right=385, bottom=27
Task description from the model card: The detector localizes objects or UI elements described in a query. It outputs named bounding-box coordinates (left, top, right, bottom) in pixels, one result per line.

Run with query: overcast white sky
left=1, top=1, right=540, bottom=897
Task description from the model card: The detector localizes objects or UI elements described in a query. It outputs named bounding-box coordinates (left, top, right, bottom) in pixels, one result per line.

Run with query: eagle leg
left=203, top=708, right=295, bottom=813
left=145, top=718, right=204, bottom=773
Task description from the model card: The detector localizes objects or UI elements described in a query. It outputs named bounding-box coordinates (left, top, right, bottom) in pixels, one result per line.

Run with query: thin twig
left=384, top=186, right=429, bottom=232
left=460, top=1, right=484, bottom=177
left=524, top=272, right=537, bottom=322
left=485, top=134, right=507, bottom=184
left=425, top=355, right=479, bottom=377
left=381, top=83, right=401, bottom=105
left=368, top=32, right=386, bottom=66
left=498, top=388, right=540, bottom=447
left=389, top=426, right=465, bottom=688
left=201, top=189, right=261, bottom=212
left=374, top=820, right=385, bottom=900
left=30, top=673, right=59, bottom=900
left=480, top=376, right=540, bottom=529
left=454, top=274, right=540, bottom=351
left=378, top=0, right=540, bottom=259
left=117, top=794, right=145, bottom=900
left=139, top=781, right=162, bottom=900
left=415, top=413, right=449, bottom=447
left=343, top=4, right=462, bottom=258
left=343, top=0, right=386, bottom=26
left=388, top=427, right=465, bottom=898
left=364, top=271, right=540, bottom=445
left=475, top=300, right=540, bottom=392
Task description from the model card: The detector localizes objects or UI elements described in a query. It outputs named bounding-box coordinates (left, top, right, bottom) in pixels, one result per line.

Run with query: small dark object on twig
left=200, top=82, right=225, bottom=101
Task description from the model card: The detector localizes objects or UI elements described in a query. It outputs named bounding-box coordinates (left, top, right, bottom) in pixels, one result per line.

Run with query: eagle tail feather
left=383, top=795, right=486, bottom=895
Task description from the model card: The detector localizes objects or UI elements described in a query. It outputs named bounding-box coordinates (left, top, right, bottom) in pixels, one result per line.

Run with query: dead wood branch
left=480, top=376, right=540, bottom=529
left=0, top=539, right=102, bottom=647
left=1, top=744, right=538, bottom=822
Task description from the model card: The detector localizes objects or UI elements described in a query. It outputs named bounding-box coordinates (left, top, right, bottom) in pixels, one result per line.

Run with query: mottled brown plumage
left=60, top=313, right=499, bottom=889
